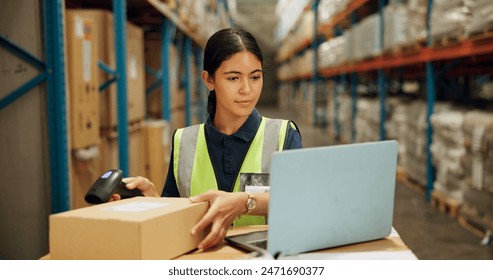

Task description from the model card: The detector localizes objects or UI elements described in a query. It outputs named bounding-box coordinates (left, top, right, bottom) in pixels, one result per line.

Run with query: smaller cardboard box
left=49, top=197, right=208, bottom=259
left=143, top=119, right=171, bottom=195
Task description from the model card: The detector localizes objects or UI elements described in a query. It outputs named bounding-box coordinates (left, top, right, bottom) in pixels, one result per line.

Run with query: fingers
left=122, top=176, right=159, bottom=197
left=191, top=205, right=215, bottom=236
left=189, top=190, right=214, bottom=203
left=196, top=208, right=232, bottom=250
left=190, top=191, right=241, bottom=250
left=190, top=190, right=217, bottom=235
left=198, top=223, right=228, bottom=250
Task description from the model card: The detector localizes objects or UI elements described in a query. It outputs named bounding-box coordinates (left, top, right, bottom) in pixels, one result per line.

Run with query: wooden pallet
left=467, top=22, right=493, bottom=42
left=396, top=166, right=408, bottom=182
left=430, top=190, right=461, bottom=219
left=385, top=41, right=425, bottom=57
left=431, top=31, right=464, bottom=48
left=458, top=204, right=493, bottom=241
left=397, top=167, right=426, bottom=194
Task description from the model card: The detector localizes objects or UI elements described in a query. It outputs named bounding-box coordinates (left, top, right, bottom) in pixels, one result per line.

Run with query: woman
left=114, top=28, right=303, bottom=250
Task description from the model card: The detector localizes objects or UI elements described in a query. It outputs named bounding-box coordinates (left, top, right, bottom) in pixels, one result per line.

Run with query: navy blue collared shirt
left=162, top=109, right=303, bottom=197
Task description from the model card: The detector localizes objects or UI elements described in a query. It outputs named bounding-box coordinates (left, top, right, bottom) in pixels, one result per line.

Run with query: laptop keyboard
left=248, top=239, right=268, bottom=249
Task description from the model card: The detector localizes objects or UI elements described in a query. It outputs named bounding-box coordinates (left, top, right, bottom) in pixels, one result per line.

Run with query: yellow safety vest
left=173, top=117, right=289, bottom=226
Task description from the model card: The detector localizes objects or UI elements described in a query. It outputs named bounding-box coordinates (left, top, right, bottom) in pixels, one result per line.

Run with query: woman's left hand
left=189, top=190, right=248, bottom=250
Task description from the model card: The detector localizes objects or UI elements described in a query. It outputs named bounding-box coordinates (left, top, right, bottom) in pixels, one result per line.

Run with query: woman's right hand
left=110, top=176, right=160, bottom=201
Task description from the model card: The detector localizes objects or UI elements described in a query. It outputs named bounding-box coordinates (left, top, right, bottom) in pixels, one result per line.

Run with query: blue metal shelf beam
left=113, top=0, right=129, bottom=176
left=98, top=61, right=118, bottom=92
left=311, top=0, right=320, bottom=126
left=350, top=73, right=358, bottom=142
left=0, top=70, right=47, bottom=110
left=425, top=0, right=436, bottom=201
left=0, top=36, right=45, bottom=70
left=334, top=77, right=342, bottom=140
left=0, top=36, right=48, bottom=110
left=161, top=18, right=174, bottom=122
left=378, top=0, right=387, bottom=141
left=350, top=8, right=358, bottom=143
left=43, top=0, right=69, bottom=213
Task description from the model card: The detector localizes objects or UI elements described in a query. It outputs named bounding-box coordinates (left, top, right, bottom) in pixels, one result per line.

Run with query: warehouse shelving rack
left=146, top=0, right=234, bottom=124
left=0, top=0, right=232, bottom=213
left=277, top=0, right=493, bottom=201
left=1, top=0, right=69, bottom=213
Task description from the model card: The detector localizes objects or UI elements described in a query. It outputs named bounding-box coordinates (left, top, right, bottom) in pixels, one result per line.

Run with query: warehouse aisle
left=258, top=105, right=493, bottom=260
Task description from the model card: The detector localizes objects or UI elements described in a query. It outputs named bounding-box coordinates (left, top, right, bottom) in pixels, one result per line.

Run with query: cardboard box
left=99, top=13, right=146, bottom=127
left=49, top=197, right=208, bottom=259
left=171, top=107, right=186, bottom=132
left=67, top=9, right=146, bottom=128
left=65, top=11, right=101, bottom=149
left=99, top=121, right=145, bottom=177
left=143, top=120, right=171, bottom=195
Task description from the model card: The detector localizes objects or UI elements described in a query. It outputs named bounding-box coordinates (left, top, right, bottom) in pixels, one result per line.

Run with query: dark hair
left=204, top=28, right=263, bottom=119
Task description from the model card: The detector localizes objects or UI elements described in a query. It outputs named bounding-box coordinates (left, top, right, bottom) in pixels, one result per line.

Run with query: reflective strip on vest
left=174, top=117, right=289, bottom=226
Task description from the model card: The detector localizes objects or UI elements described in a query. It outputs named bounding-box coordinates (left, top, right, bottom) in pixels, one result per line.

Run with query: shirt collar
left=205, top=108, right=261, bottom=145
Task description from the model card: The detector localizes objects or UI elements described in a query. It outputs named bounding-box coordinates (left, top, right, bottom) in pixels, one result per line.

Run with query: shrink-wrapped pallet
left=465, top=0, right=493, bottom=37
left=430, top=0, right=472, bottom=43
left=462, top=110, right=493, bottom=192
left=430, top=109, right=468, bottom=202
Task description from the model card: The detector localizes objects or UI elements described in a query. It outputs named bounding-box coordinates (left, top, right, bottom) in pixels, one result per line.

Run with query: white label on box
left=75, top=16, right=84, bottom=38
left=128, top=55, right=138, bottom=80
left=82, top=40, right=92, bottom=82
left=103, top=201, right=169, bottom=212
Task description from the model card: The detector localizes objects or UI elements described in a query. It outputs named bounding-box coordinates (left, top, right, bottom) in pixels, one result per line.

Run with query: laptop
left=226, top=140, right=399, bottom=257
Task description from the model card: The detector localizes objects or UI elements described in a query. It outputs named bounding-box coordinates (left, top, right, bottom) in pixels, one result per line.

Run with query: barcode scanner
left=84, top=169, right=143, bottom=204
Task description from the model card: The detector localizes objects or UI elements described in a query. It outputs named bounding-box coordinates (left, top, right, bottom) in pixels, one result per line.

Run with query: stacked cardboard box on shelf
left=65, top=11, right=100, bottom=150
left=65, top=9, right=154, bottom=209
left=142, top=119, right=171, bottom=196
